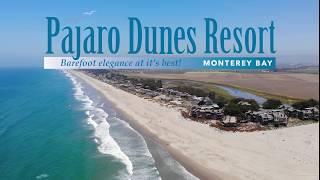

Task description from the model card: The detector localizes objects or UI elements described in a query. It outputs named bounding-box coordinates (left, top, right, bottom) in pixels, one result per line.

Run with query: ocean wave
left=35, top=173, right=49, bottom=179
left=114, top=118, right=153, bottom=158
left=64, top=71, right=197, bottom=180
left=64, top=71, right=133, bottom=176
left=110, top=117, right=161, bottom=179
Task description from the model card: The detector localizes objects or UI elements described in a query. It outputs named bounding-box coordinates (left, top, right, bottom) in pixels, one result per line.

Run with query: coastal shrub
left=224, top=98, right=259, bottom=117
left=208, top=92, right=216, bottom=100
left=262, top=99, right=282, bottom=109
left=215, top=96, right=227, bottom=108
left=127, top=77, right=140, bottom=84
left=141, top=79, right=162, bottom=90
left=172, top=85, right=228, bottom=107
left=117, top=74, right=128, bottom=80
left=292, top=99, right=319, bottom=110
left=224, top=103, right=244, bottom=117
left=230, top=98, right=260, bottom=111
left=171, top=86, right=208, bottom=97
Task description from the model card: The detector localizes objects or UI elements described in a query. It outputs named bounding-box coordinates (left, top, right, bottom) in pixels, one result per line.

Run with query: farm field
left=123, top=72, right=319, bottom=101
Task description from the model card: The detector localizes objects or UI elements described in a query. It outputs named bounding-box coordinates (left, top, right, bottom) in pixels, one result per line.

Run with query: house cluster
left=285, top=106, right=319, bottom=120
left=87, top=71, right=195, bottom=107
left=190, top=98, right=290, bottom=127
left=189, top=94, right=319, bottom=128
left=130, top=83, right=160, bottom=98
left=189, top=97, right=224, bottom=120
left=86, top=71, right=319, bottom=130
left=155, top=88, right=191, bottom=105
left=245, top=109, right=288, bottom=127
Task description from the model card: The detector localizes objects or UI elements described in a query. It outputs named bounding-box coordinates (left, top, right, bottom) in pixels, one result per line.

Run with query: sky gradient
left=0, top=0, right=318, bottom=67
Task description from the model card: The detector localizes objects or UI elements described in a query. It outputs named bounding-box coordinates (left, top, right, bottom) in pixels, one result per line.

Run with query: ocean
left=0, top=68, right=197, bottom=180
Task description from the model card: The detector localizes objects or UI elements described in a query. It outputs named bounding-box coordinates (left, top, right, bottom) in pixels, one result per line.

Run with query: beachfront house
left=284, top=106, right=319, bottom=120
left=272, top=110, right=289, bottom=126
left=298, top=107, right=319, bottom=120
left=246, top=109, right=288, bottom=126
left=190, top=97, right=224, bottom=120
left=222, top=116, right=239, bottom=127
left=197, top=97, right=214, bottom=106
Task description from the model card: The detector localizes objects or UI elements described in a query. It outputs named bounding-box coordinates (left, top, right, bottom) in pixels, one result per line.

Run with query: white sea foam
left=107, top=113, right=194, bottom=180
left=35, top=173, right=49, bottom=179
left=64, top=71, right=133, bottom=176
left=112, top=118, right=161, bottom=179
left=64, top=71, right=195, bottom=180
left=86, top=111, right=97, bottom=128
left=115, top=118, right=153, bottom=158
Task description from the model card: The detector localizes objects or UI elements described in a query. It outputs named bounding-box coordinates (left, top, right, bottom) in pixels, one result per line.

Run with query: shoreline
left=70, top=70, right=230, bottom=179
left=70, top=70, right=319, bottom=180
left=114, top=104, right=220, bottom=180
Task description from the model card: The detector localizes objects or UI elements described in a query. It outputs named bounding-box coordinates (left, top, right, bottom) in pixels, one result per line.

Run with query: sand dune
left=71, top=70, right=319, bottom=180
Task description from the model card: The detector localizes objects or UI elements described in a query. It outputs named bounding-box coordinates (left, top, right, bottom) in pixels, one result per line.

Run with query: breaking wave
left=64, top=71, right=133, bottom=176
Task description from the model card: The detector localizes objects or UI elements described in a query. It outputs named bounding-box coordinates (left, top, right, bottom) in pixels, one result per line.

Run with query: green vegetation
left=212, top=83, right=301, bottom=104
left=171, top=85, right=228, bottom=107
left=122, top=71, right=312, bottom=104
left=123, top=75, right=162, bottom=91
left=230, top=98, right=260, bottom=111
left=205, top=85, right=233, bottom=100
left=224, top=103, right=243, bottom=117
left=224, top=98, right=259, bottom=118
left=292, top=99, right=319, bottom=110
left=171, top=85, right=207, bottom=97
left=127, top=77, right=140, bottom=84
left=141, top=79, right=162, bottom=90
left=262, top=99, right=282, bottom=109
left=108, top=72, right=315, bottom=111
left=214, top=97, right=228, bottom=108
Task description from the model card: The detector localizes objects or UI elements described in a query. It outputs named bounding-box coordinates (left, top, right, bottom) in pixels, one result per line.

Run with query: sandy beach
left=70, top=70, right=319, bottom=180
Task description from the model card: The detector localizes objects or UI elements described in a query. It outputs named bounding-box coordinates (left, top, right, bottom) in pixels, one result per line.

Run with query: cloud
left=83, top=10, right=96, bottom=16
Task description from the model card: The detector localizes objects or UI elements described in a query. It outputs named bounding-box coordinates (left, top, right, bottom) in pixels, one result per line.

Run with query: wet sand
left=71, top=70, right=319, bottom=180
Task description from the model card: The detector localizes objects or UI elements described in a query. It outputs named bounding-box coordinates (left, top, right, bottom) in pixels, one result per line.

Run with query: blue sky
left=0, top=0, right=318, bottom=67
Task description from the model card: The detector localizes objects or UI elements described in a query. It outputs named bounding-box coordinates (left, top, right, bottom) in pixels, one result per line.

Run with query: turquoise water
left=0, top=68, right=126, bottom=179
left=0, top=68, right=197, bottom=180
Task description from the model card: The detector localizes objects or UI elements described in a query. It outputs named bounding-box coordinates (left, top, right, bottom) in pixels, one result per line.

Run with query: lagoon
left=217, top=85, right=267, bottom=105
